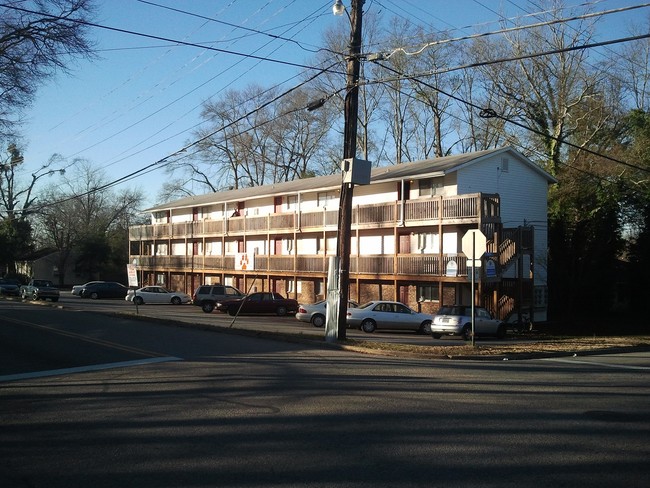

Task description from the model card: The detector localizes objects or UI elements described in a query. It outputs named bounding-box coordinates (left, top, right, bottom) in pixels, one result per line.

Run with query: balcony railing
left=129, top=193, right=500, bottom=240
left=132, top=253, right=472, bottom=277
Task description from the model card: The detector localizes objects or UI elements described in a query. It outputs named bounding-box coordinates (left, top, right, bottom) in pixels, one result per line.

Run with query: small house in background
left=128, top=147, right=556, bottom=323
left=16, top=249, right=93, bottom=286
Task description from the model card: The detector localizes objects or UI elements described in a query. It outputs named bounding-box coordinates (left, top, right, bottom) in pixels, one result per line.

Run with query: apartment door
left=274, top=196, right=282, bottom=213
left=399, top=234, right=411, bottom=254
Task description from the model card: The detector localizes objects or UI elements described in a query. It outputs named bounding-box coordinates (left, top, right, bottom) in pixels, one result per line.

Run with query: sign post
left=462, top=230, right=487, bottom=347
left=127, top=261, right=139, bottom=314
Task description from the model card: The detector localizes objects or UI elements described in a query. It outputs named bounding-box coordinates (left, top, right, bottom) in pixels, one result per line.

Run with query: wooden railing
left=132, top=253, right=472, bottom=277
left=128, top=193, right=500, bottom=240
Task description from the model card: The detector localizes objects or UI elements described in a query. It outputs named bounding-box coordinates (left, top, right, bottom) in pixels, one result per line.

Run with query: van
left=192, top=284, right=244, bottom=313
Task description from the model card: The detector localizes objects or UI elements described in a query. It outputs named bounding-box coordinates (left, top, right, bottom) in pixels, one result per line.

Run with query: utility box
left=342, top=158, right=371, bottom=185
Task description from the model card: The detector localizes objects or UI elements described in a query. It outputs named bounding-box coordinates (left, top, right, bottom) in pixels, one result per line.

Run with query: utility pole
left=335, top=0, right=363, bottom=341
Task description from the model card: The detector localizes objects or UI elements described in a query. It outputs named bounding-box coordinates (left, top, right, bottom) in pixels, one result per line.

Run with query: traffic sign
left=462, top=229, right=487, bottom=260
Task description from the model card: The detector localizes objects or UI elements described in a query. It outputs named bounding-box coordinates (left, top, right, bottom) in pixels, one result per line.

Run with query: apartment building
left=128, top=146, right=556, bottom=322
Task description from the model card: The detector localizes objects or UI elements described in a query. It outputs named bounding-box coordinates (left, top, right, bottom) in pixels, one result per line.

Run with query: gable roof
left=145, top=146, right=556, bottom=213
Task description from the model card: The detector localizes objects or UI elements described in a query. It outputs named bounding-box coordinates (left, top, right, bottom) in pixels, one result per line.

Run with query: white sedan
left=125, top=286, right=191, bottom=305
left=296, top=300, right=359, bottom=327
left=346, top=300, right=432, bottom=334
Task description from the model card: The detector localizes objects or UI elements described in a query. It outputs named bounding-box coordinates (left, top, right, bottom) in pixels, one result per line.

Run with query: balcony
left=129, top=193, right=500, bottom=240
left=132, top=253, right=474, bottom=278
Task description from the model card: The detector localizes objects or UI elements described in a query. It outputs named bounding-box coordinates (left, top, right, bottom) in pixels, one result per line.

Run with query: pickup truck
left=20, top=279, right=60, bottom=302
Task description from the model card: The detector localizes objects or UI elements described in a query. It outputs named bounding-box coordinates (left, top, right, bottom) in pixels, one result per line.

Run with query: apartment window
left=417, top=285, right=440, bottom=302
left=317, top=191, right=337, bottom=208
left=500, top=158, right=510, bottom=173
left=418, top=178, right=443, bottom=197
left=286, top=195, right=298, bottom=211
left=153, top=211, right=169, bottom=224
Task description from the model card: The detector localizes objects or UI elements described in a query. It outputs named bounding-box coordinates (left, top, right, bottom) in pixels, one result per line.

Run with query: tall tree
left=34, top=161, right=143, bottom=285
left=0, top=0, right=96, bottom=135
left=0, top=144, right=64, bottom=275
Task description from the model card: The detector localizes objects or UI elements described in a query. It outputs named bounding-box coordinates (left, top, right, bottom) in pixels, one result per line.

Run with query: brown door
left=399, top=234, right=411, bottom=254
left=274, top=196, right=282, bottom=213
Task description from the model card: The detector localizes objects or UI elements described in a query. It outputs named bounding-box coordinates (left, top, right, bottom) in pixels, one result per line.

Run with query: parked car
left=296, top=299, right=359, bottom=327
left=216, top=292, right=299, bottom=316
left=346, top=301, right=432, bottom=334
left=125, top=286, right=191, bottom=305
left=431, top=305, right=507, bottom=341
left=192, top=284, right=244, bottom=313
left=71, top=281, right=104, bottom=296
left=20, top=279, right=60, bottom=301
left=79, top=281, right=128, bottom=299
left=0, top=278, right=21, bottom=296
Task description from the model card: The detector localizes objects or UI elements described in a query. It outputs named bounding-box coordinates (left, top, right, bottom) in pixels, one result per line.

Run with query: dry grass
left=339, top=335, right=650, bottom=359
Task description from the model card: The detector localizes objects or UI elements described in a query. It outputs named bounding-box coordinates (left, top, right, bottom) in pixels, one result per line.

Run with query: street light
left=328, top=0, right=364, bottom=341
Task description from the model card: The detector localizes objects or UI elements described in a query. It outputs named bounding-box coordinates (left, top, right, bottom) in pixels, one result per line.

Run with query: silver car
left=126, top=286, right=191, bottom=305
left=431, top=305, right=506, bottom=341
left=346, top=300, right=432, bottom=334
left=296, top=300, right=358, bottom=327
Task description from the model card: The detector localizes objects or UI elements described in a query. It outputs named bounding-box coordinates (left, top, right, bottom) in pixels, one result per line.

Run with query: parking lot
left=10, top=291, right=534, bottom=348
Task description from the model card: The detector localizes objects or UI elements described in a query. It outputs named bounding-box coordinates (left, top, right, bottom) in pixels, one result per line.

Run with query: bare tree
left=0, top=0, right=96, bottom=135
left=469, top=1, right=611, bottom=175
left=165, top=84, right=334, bottom=194
left=34, top=160, right=143, bottom=284
left=0, top=143, right=65, bottom=275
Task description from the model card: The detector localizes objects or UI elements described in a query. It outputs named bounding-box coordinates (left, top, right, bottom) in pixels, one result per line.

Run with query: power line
left=371, top=58, right=650, bottom=175
left=1, top=3, right=332, bottom=73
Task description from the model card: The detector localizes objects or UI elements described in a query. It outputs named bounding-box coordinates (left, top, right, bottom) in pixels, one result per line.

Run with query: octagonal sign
left=462, top=229, right=487, bottom=261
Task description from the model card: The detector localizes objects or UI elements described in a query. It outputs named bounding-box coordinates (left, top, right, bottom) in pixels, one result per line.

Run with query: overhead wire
left=6, top=0, right=650, bottom=212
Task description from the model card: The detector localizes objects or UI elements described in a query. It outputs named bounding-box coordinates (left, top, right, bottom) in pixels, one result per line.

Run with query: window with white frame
left=317, top=191, right=337, bottom=208
left=418, top=178, right=444, bottom=197
left=286, top=195, right=298, bottom=211
left=153, top=211, right=169, bottom=224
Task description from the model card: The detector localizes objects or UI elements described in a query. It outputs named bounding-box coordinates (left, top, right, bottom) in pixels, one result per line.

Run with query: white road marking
left=542, top=357, right=650, bottom=371
left=0, top=356, right=182, bottom=383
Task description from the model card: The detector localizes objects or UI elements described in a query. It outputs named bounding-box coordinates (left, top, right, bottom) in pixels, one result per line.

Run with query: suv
left=192, top=284, right=244, bottom=313
left=431, top=305, right=507, bottom=341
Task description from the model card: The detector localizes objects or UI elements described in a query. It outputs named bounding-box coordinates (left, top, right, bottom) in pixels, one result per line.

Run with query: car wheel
left=276, top=306, right=287, bottom=316
left=201, top=302, right=215, bottom=313
left=32, top=292, right=38, bottom=301
left=431, top=333, right=442, bottom=339
left=311, top=314, right=325, bottom=328
left=496, top=324, right=507, bottom=339
left=90, top=292, right=99, bottom=300
left=171, top=296, right=181, bottom=305
left=418, top=320, right=431, bottom=335
left=361, top=319, right=376, bottom=333
left=228, top=305, right=238, bottom=316
left=462, top=324, right=472, bottom=341
left=134, top=296, right=144, bottom=306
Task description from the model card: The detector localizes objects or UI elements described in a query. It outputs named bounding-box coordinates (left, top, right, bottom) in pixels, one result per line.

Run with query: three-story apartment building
left=128, top=147, right=556, bottom=322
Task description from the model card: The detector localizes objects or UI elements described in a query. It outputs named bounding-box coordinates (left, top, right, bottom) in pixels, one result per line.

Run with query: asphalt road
left=1, top=298, right=649, bottom=487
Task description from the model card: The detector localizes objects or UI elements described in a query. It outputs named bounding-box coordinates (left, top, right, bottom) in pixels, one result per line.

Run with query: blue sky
left=17, top=0, right=647, bottom=207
